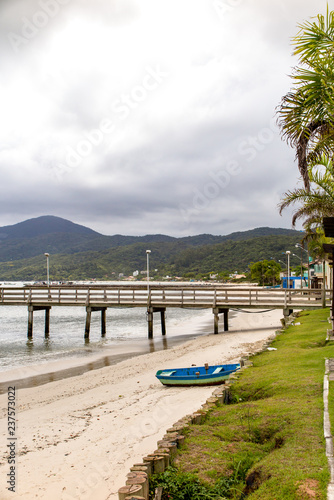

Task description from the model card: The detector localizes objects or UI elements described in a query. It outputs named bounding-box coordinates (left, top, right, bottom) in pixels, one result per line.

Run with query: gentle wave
left=0, top=304, right=212, bottom=373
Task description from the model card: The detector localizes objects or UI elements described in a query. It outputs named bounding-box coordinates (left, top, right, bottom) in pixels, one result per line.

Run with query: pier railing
left=0, top=284, right=329, bottom=339
left=0, top=284, right=329, bottom=309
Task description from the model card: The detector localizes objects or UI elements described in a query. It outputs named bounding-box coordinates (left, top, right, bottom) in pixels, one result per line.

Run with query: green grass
left=150, top=308, right=334, bottom=499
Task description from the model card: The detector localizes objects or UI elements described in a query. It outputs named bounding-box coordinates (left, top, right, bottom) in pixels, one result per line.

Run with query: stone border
left=117, top=386, right=232, bottom=499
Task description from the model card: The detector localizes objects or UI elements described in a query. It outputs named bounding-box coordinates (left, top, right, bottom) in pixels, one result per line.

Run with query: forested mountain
left=0, top=216, right=302, bottom=263
left=0, top=215, right=99, bottom=239
left=0, top=216, right=304, bottom=281
left=0, top=217, right=176, bottom=261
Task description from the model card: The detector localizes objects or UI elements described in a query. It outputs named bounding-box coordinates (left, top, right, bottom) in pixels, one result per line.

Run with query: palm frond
left=277, top=8, right=334, bottom=188
left=293, top=9, right=334, bottom=63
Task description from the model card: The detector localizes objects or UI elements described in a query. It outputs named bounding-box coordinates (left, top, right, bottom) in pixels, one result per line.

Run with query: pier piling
left=147, top=307, right=153, bottom=339
left=213, top=307, right=229, bottom=334
left=28, top=306, right=33, bottom=339
left=283, top=308, right=294, bottom=319
left=147, top=307, right=166, bottom=339
left=85, top=306, right=107, bottom=339
left=45, top=307, right=50, bottom=337
left=27, top=305, right=52, bottom=339
left=161, top=309, right=166, bottom=336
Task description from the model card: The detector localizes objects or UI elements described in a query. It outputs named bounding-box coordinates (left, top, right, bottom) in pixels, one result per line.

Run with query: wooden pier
left=0, top=283, right=329, bottom=339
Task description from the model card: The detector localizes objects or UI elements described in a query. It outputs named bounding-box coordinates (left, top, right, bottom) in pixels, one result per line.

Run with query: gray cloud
left=0, top=0, right=329, bottom=236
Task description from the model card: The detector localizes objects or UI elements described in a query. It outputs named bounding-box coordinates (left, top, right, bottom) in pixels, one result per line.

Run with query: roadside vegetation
left=149, top=308, right=332, bottom=499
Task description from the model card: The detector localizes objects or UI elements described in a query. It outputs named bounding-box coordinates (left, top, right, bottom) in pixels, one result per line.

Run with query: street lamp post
left=146, top=250, right=151, bottom=294
left=292, top=253, right=303, bottom=289
left=296, top=243, right=310, bottom=288
left=277, top=259, right=286, bottom=288
left=286, top=251, right=291, bottom=289
left=299, top=243, right=303, bottom=288
left=44, top=253, right=50, bottom=286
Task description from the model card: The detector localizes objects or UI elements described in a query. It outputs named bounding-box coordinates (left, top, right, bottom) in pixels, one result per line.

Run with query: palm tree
left=277, top=8, right=334, bottom=189
left=279, top=155, right=334, bottom=228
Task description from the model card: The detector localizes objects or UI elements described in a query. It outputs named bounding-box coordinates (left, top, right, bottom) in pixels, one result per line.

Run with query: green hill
left=0, top=229, right=303, bottom=282
left=0, top=216, right=302, bottom=265
left=0, top=216, right=304, bottom=281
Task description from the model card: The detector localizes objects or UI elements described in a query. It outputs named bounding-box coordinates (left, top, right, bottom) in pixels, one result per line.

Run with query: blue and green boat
left=156, top=363, right=240, bottom=387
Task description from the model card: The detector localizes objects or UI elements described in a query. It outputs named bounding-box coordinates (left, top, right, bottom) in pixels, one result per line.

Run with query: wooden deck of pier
left=0, top=284, right=330, bottom=339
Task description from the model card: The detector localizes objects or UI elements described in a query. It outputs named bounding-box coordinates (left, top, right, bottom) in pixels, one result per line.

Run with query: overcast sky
left=0, top=0, right=331, bottom=236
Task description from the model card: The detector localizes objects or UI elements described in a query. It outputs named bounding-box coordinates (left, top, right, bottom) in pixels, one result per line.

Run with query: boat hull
left=156, top=363, right=240, bottom=387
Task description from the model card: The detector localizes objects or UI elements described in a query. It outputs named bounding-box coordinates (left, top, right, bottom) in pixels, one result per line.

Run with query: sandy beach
left=0, top=308, right=283, bottom=500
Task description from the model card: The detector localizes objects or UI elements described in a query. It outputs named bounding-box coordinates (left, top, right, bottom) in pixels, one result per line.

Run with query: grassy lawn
left=150, top=308, right=334, bottom=499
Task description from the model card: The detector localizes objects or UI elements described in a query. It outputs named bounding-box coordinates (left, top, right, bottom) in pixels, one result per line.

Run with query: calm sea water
left=0, top=303, right=211, bottom=373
